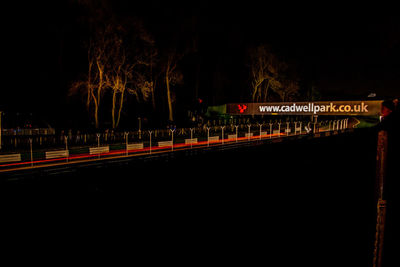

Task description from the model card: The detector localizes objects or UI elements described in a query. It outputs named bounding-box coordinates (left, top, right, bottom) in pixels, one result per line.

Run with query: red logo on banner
left=238, top=104, right=247, bottom=113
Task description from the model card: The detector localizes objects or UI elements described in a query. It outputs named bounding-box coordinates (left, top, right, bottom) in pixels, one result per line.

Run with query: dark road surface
left=1, top=129, right=380, bottom=265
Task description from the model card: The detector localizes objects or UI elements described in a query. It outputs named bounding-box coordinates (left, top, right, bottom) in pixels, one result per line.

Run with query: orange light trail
left=0, top=132, right=295, bottom=171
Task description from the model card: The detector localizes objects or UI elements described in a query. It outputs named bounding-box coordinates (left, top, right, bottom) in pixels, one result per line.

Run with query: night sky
left=1, top=1, right=399, bottom=127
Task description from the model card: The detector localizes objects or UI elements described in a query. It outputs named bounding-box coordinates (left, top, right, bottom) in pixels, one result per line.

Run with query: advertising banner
left=226, top=101, right=383, bottom=116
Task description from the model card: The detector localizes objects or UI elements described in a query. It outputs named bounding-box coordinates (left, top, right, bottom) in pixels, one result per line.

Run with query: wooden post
left=0, top=111, right=2, bottom=150
left=29, top=138, right=33, bottom=167
left=190, top=128, right=194, bottom=149
left=221, top=126, right=225, bottom=144
left=125, top=132, right=129, bottom=156
left=376, top=131, right=388, bottom=199
left=269, top=123, right=273, bottom=139
left=149, top=131, right=152, bottom=154
left=278, top=122, right=281, bottom=137
left=207, top=127, right=210, bottom=147
left=170, top=129, right=175, bottom=151
left=373, top=199, right=387, bottom=267
left=372, top=130, right=388, bottom=267
left=235, top=125, right=239, bottom=142
left=65, top=136, right=68, bottom=162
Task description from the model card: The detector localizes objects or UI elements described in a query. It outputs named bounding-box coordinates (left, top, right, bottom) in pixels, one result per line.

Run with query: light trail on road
left=0, top=129, right=339, bottom=173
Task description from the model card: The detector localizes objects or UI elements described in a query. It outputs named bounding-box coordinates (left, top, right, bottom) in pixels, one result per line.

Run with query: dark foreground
left=1, top=129, right=384, bottom=265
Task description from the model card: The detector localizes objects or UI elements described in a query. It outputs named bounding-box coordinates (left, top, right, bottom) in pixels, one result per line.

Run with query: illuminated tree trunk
left=87, top=61, right=93, bottom=111
left=89, top=88, right=99, bottom=129
left=96, top=61, right=105, bottom=128
left=165, top=68, right=173, bottom=122
left=251, top=75, right=262, bottom=102
left=116, top=89, right=124, bottom=128
left=112, top=89, right=117, bottom=129
left=263, top=80, right=271, bottom=102
left=150, top=54, right=156, bottom=110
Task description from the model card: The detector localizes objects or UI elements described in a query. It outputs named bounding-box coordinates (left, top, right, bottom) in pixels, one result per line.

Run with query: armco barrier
left=158, top=141, right=173, bottom=147
left=184, top=138, right=198, bottom=144
left=0, top=153, right=21, bottom=163
left=89, top=146, right=109, bottom=155
left=45, top=150, right=69, bottom=159
left=127, top=143, right=144, bottom=150
left=208, top=136, right=219, bottom=142
left=227, top=134, right=237, bottom=140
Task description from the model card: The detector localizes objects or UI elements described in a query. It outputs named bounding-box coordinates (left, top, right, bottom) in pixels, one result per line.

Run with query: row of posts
left=24, top=119, right=349, bottom=166
left=1, top=118, right=349, bottom=150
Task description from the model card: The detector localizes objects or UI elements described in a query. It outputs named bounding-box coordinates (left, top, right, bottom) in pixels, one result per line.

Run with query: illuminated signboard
left=226, top=101, right=383, bottom=116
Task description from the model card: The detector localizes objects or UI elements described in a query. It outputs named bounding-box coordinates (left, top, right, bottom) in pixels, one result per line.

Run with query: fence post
left=125, top=132, right=129, bottom=156
left=149, top=130, right=152, bottom=154
left=221, top=126, right=225, bottom=145
left=286, top=122, right=290, bottom=136
left=372, top=130, right=388, bottom=267
left=269, top=123, right=273, bottom=139
left=65, top=136, right=68, bottom=162
left=138, top=117, right=141, bottom=138
left=0, top=111, right=2, bottom=150
left=278, top=122, right=281, bottom=137
left=29, top=138, right=33, bottom=167
left=190, top=128, right=194, bottom=149
left=207, top=127, right=210, bottom=147
left=96, top=133, right=101, bottom=158
left=235, top=125, right=239, bottom=142
left=170, top=129, right=175, bottom=151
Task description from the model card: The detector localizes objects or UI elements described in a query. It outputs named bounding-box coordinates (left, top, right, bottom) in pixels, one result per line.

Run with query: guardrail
left=89, top=146, right=110, bottom=155
left=45, top=150, right=69, bottom=159
left=0, top=153, right=21, bottom=163
left=0, top=119, right=351, bottom=170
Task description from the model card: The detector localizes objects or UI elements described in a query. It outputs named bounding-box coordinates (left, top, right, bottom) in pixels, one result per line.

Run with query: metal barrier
left=0, top=119, right=352, bottom=169
left=184, top=138, right=198, bottom=144
left=227, top=134, right=237, bottom=140
left=126, top=143, right=144, bottom=150
left=45, top=150, right=69, bottom=159
left=0, top=153, right=21, bottom=163
left=158, top=141, right=173, bottom=147
left=89, top=146, right=109, bottom=155
left=208, top=136, right=219, bottom=142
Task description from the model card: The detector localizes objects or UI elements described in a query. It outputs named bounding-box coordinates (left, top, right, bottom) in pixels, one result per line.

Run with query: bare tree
left=70, top=31, right=111, bottom=129
left=248, top=45, right=280, bottom=102
left=275, top=79, right=300, bottom=101
left=135, top=38, right=158, bottom=110
left=70, top=19, right=155, bottom=129
left=271, top=62, right=300, bottom=102
left=164, top=52, right=183, bottom=122
left=107, top=48, right=134, bottom=129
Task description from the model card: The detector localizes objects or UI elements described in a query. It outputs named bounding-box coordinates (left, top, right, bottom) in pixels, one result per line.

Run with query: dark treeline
left=1, top=1, right=312, bottom=130
left=2, top=1, right=399, bottom=130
